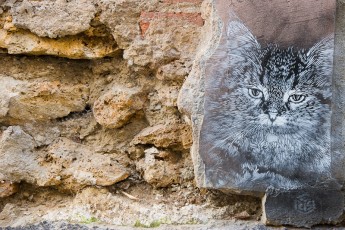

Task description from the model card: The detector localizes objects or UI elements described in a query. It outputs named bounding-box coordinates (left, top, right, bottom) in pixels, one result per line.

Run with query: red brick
left=139, top=21, right=151, bottom=36
left=139, top=11, right=204, bottom=36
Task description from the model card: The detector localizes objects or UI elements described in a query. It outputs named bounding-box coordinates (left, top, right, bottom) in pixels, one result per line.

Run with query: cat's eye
left=248, top=88, right=263, bottom=99
left=289, top=94, right=306, bottom=103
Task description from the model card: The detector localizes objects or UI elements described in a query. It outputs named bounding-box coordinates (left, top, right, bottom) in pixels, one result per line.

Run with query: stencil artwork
left=199, top=18, right=334, bottom=191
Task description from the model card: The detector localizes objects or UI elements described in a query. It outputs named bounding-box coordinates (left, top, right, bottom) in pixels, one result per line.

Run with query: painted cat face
left=200, top=18, right=334, bottom=190
left=243, top=46, right=331, bottom=130
left=216, top=21, right=333, bottom=135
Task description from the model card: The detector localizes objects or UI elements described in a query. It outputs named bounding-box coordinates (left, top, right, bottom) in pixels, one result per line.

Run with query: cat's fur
left=200, top=19, right=334, bottom=191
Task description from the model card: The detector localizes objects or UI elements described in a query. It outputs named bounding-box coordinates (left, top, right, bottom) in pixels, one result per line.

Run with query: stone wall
left=0, top=0, right=204, bottom=195
left=0, top=0, right=344, bottom=228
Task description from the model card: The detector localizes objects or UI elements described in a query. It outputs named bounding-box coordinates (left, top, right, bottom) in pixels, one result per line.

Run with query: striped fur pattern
left=200, top=20, right=334, bottom=191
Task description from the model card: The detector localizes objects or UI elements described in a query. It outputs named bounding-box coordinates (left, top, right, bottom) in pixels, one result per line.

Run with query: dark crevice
left=34, top=144, right=49, bottom=151
left=0, top=48, right=8, bottom=54
left=0, top=53, right=92, bottom=65
left=56, top=104, right=92, bottom=122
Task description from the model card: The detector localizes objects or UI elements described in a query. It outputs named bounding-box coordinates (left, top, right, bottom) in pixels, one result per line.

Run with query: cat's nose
left=268, top=112, right=278, bottom=122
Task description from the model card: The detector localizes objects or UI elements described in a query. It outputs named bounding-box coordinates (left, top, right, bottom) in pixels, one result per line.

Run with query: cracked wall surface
left=0, top=0, right=344, bottom=228
left=0, top=0, right=255, bottom=227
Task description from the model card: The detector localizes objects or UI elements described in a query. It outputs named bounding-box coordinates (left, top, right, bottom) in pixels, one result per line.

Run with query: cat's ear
left=306, top=35, right=334, bottom=76
left=226, top=20, right=261, bottom=55
left=225, top=18, right=261, bottom=68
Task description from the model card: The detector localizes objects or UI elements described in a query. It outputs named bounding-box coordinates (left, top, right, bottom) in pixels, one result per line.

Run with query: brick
left=139, top=21, right=150, bottom=37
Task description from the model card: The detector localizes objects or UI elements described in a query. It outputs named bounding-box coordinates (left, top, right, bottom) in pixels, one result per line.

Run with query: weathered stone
left=131, top=122, right=192, bottom=149
left=0, top=57, right=93, bottom=123
left=0, top=126, right=129, bottom=191
left=93, top=86, right=146, bottom=129
left=46, top=138, right=129, bottom=190
left=262, top=189, right=344, bottom=227
left=7, top=81, right=89, bottom=121
left=0, top=0, right=276, bottom=227
left=99, top=0, right=143, bottom=49
left=0, top=8, right=120, bottom=59
left=99, top=0, right=202, bottom=68
left=123, top=18, right=202, bottom=68
left=0, top=75, right=23, bottom=118
left=177, top=0, right=214, bottom=118
left=139, top=12, right=204, bottom=36
left=144, top=82, right=184, bottom=126
left=22, top=123, right=61, bottom=147
left=156, top=60, right=192, bottom=82
left=155, top=84, right=181, bottom=108
left=135, top=147, right=180, bottom=187
left=0, top=181, right=18, bottom=198
left=11, top=0, right=96, bottom=38
left=331, top=0, right=345, bottom=184
left=0, top=29, right=120, bottom=59
left=0, top=126, right=45, bottom=185
left=0, top=55, right=91, bottom=82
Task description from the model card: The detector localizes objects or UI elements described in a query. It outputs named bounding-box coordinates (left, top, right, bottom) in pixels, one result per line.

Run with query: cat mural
left=200, top=18, right=335, bottom=192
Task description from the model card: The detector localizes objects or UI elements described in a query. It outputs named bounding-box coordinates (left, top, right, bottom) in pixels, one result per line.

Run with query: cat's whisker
left=291, top=130, right=330, bottom=160
left=210, top=125, right=253, bottom=150
left=216, top=124, right=261, bottom=151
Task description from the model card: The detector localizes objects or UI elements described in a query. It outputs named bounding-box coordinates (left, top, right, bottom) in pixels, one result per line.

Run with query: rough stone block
left=11, top=0, right=96, bottom=38
left=131, top=122, right=192, bottom=149
left=140, top=12, right=204, bottom=36
left=135, top=147, right=181, bottom=188
left=0, top=181, right=18, bottom=198
left=0, top=126, right=129, bottom=192
left=93, top=86, right=146, bottom=129
left=178, top=0, right=341, bottom=226
left=8, top=81, right=89, bottom=121
left=262, top=189, right=344, bottom=227
left=182, top=0, right=337, bottom=192
left=0, top=6, right=119, bottom=59
left=163, top=0, right=203, bottom=3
